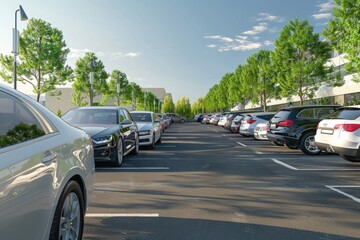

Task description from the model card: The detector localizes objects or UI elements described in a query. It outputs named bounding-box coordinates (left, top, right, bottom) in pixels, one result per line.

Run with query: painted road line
left=237, top=142, right=247, bottom=147
left=326, top=186, right=360, bottom=204
left=156, top=145, right=177, bottom=148
left=96, top=167, right=170, bottom=170
left=214, top=130, right=218, bottom=132
left=272, top=158, right=298, bottom=170
left=255, top=151, right=263, bottom=154
left=86, top=213, right=159, bottom=218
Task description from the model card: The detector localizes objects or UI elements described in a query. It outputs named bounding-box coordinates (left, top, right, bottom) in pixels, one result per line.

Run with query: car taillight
left=247, top=119, right=256, bottom=124
left=227, top=117, right=233, bottom=121
left=278, top=120, right=294, bottom=127
left=334, top=123, right=360, bottom=132
left=234, top=121, right=240, bottom=125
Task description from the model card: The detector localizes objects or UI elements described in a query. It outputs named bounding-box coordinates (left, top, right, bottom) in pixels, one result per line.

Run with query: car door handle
left=42, top=152, right=57, bottom=163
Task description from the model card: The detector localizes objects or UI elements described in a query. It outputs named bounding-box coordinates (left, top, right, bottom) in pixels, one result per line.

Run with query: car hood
left=73, top=124, right=119, bottom=137
left=136, top=122, right=153, bottom=131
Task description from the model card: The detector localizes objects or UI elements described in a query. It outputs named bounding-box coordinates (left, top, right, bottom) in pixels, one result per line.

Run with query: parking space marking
left=236, top=142, right=247, bottom=147
left=255, top=151, right=263, bottom=154
left=162, top=137, right=178, bottom=140
left=86, top=213, right=159, bottom=218
left=272, top=158, right=298, bottom=170
left=272, top=158, right=360, bottom=171
left=326, top=186, right=360, bottom=204
left=96, top=167, right=170, bottom=170
left=214, top=130, right=218, bottom=132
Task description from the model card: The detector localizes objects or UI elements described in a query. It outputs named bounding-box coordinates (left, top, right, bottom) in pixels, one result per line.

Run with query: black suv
left=267, top=105, right=340, bottom=155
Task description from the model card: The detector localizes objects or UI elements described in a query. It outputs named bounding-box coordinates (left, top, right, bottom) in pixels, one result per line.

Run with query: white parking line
left=272, top=158, right=360, bottom=171
left=86, top=213, right=159, bottom=218
left=214, top=130, right=218, bottom=132
left=96, top=167, right=170, bottom=170
left=237, top=142, right=247, bottom=147
left=255, top=151, right=263, bottom=155
left=326, top=186, right=360, bottom=204
left=272, top=159, right=298, bottom=170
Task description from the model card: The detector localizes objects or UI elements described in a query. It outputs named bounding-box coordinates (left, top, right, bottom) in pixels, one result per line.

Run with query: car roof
left=131, top=111, right=154, bottom=114
left=75, top=106, right=123, bottom=110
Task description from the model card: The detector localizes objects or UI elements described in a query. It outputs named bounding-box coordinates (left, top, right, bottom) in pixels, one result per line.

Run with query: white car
left=217, top=113, right=230, bottom=126
left=239, top=112, right=275, bottom=136
left=209, top=114, right=222, bottom=125
left=253, top=122, right=270, bottom=140
left=131, top=111, right=162, bottom=149
left=315, top=106, right=360, bottom=162
left=0, top=84, right=95, bottom=240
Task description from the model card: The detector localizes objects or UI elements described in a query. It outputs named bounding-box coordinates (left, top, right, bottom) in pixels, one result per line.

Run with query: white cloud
left=219, top=42, right=261, bottom=52
left=205, top=35, right=234, bottom=42
left=318, top=1, right=335, bottom=12
left=68, top=48, right=91, bottom=58
left=125, top=52, right=141, bottom=58
left=243, top=23, right=268, bottom=35
left=312, top=13, right=331, bottom=20
left=110, top=51, right=142, bottom=59
left=255, top=13, right=285, bottom=23
left=206, top=44, right=217, bottom=48
left=263, top=40, right=273, bottom=46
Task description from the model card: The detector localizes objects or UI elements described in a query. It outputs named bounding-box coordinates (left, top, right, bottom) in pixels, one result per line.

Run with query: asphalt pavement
left=83, top=122, right=360, bottom=240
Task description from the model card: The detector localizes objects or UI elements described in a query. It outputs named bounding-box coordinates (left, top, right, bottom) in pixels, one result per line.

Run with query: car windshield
left=62, top=109, right=118, bottom=125
left=131, top=112, right=152, bottom=122
left=329, top=108, right=360, bottom=120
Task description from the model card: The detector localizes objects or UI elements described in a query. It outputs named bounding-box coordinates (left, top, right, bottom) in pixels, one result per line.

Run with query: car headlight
left=92, top=135, right=113, bottom=144
left=139, top=130, right=151, bottom=136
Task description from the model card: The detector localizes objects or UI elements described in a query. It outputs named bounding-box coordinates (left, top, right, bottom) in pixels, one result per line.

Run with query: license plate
left=270, top=124, right=276, bottom=129
left=321, top=129, right=334, bottom=135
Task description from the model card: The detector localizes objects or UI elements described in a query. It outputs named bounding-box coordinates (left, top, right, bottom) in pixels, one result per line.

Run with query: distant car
left=267, top=105, right=340, bottom=155
left=0, top=84, right=94, bottom=240
left=209, top=114, right=222, bottom=125
left=157, top=113, right=170, bottom=129
left=194, top=114, right=204, bottom=122
left=62, top=106, right=139, bottom=166
left=201, top=114, right=212, bottom=124
left=239, top=112, right=275, bottom=136
left=315, top=106, right=360, bottom=162
left=166, top=113, right=186, bottom=123
left=217, top=112, right=230, bottom=126
left=253, top=122, right=270, bottom=140
left=230, top=115, right=245, bottom=133
left=131, top=111, right=162, bottom=149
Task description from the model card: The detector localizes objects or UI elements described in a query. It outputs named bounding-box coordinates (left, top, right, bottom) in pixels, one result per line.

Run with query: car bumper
left=266, top=133, right=298, bottom=145
left=315, top=133, right=360, bottom=157
left=139, top=134, right=154, bottom=146
left=254, top=131, right=268, bottom=140
left=93, top=145, right=117, bottom=162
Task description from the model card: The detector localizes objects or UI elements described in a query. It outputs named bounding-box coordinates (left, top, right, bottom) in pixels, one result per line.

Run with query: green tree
left=0, top=18, right=73, bottom=102
left=191, top=97, right=205, bottom=115
left=217, top=73, right=233, bottom=111
left=229, top=65, right=250, bottom=110
left=162, top=95, right=175, bottom=113
left=175, top=97, right=192, bottom=118
left=204, top=84, right=220, bottom=112
left=106, top=70, right=128, bottom=106
left=323, top=0, right=360, bottom=75
left=272, top=18, right=334, bottom=105
left=72, top=52, right=108, bottom=106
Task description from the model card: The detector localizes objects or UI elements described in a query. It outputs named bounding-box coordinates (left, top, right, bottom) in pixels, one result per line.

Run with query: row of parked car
left=194, top=104, right=360, bottom=162
left=0, top=83, right=184, bottom=240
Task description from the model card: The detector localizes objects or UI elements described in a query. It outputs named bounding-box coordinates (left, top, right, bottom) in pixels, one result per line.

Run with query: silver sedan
left=0, top=84, right=95, bottom=240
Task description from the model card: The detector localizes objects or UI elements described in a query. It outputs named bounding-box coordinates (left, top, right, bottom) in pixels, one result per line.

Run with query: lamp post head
left=19, top=5, right=28, bottom=21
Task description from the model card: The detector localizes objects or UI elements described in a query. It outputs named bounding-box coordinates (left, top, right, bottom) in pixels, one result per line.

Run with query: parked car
left=217, top=112, right=230, bottom=126
left=157, top=113, right=170, bottom=129
left=230, top=115, right=245, bottom=133
left=166, top=113, right=186, bottom=123
left=0, top=84, right=94, bottom=240
left=194, top=114, right=204, bottom=122
left=315, top=106, right=360, bottom=162
left=201, top=114, right=213, bottom=124
left=240, top=112, right=275, bottom=136
left=253, top=122, right=270, bottom=140
left=131, top=111, right=162, bottom=149
left=267, top=105, right=340, bottom=155
left=62, top=106, right=139, bottom=166
left=209, top=113, right=222, bottom=125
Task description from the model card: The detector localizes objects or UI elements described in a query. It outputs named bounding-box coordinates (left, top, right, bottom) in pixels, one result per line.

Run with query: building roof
left=142, top=88, right=169, bottom=100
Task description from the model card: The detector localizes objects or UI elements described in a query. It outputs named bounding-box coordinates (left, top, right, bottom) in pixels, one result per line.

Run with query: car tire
left=340, top=154, right=360, bottom=162
left=271, top=141, right=283, bottom=146
left=131, top=134, right=139, bottom=155
left=285, top=143, right=298, bottom=149
left=299, top=132, right=321, bottom=155
left=113, top=139, right=124, bottom=167
left=149, top=134, right=155, bottom=150
left=49, top=181, right=84, bottom=240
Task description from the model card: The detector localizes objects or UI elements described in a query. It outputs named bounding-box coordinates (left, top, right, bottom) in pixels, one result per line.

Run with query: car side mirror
left=122, top=119, right=132, bottom=125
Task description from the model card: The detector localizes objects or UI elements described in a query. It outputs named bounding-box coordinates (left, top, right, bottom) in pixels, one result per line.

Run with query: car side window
left=297, top=108, right=315, bottom=119
left=122, top=108, right=133, bottom=121
left=314, top=108, right=335, bottom=119
left=0, top=91, right=50, bottom=148
left=118, top=109, right=126, bottom=123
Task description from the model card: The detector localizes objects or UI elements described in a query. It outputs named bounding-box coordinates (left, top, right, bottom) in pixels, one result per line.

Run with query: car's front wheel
left=113, top=139, right=124, bottom=167
left=285, top=143, right=298, bottom=149
left=300, top=132, right=321, bottom=155
left=49, top=181, right=84, bottom=240
left=340, top=154, right=360, bottom=162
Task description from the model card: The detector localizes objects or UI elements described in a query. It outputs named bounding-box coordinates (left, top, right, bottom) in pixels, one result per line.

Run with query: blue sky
left=0, top=0, right=334, bottom=102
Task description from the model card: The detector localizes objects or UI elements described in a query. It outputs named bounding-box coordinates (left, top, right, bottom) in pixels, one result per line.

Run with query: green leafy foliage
left=162, top=95, right=175, bottom=113
left=0, top=18, right=73, bottom=102
left=175, top=97, right=192, bottom=118
left=0, top=123, right=45, bottom=148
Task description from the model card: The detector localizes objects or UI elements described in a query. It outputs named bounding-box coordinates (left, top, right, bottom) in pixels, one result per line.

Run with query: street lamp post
left=117, top=82, right=120, bottom=106
left=13, top=5, right=28, bottom=90
left=144, top=92, right=147, bottom=111
left=89, top=60, right=96, bottom=106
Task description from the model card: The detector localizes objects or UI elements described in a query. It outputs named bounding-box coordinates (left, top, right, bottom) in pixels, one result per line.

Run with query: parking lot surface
left=83, top=122, right=360, bottom=240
